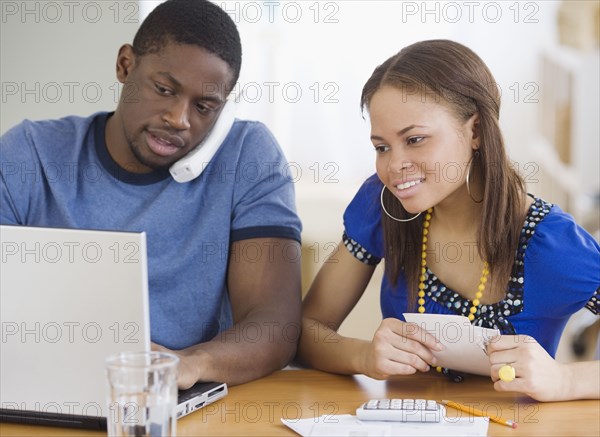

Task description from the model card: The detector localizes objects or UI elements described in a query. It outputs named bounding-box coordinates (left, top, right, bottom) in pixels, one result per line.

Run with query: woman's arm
left=298, top=241, right=443, bottom=378
left=488, top=335, right=600, bottom=401
left=298, top=241, right=375, bottom=374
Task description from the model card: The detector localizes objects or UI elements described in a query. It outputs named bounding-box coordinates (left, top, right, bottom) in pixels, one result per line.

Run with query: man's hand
left=152, top=342, right=203, bottom=389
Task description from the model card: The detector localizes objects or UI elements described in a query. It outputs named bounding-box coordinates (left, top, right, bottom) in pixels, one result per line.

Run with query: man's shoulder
left=1, top=112, right=107, bottom=146
left=228, top=118, right=273, bottom=142
left=223, top=118, right=284, bottom=160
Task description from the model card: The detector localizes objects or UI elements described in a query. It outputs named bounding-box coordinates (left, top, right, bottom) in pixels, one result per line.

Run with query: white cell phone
left=169, top=100, right=236, bottom=183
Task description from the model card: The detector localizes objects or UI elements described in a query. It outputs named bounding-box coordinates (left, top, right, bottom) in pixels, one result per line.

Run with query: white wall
left=0, top=1, right=139, bottom=132
left=227, top=1, right=561, bottom=179
left=2, top=2, right=563, bottom=175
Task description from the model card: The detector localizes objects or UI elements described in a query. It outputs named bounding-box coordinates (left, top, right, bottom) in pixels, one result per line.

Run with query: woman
left=298, top=40, right=599, bottom=402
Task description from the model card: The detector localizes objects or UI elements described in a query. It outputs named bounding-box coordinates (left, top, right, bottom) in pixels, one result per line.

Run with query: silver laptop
left=0, top=225, right=226, bottom=430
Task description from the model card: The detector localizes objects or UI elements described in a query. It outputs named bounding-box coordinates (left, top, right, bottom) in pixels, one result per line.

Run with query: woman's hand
left=362, top=318, right=444, bottom=379
left=487, top=335, right=570, bottom=402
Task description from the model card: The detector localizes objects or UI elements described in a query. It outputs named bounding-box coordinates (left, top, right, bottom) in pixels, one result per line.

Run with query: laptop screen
left=0, top=225, right=150, bottom=421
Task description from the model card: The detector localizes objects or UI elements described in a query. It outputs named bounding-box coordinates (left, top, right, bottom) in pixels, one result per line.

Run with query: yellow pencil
left=441, top=400, right=518, bottom=429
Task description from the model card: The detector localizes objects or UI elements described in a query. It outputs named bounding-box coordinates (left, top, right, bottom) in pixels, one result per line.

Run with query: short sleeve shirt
left=343, top=174, right=600, bottom=356
left=0, top=112, right=302, bottom=349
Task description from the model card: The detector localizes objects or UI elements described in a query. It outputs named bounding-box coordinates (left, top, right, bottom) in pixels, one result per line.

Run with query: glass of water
left=105, top=351, right=179, bottom=437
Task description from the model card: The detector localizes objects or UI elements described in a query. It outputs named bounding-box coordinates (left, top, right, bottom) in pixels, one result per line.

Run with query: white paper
left=281, top=414, right=489, bottom=437
left=403, top=313, right=499, bottom=376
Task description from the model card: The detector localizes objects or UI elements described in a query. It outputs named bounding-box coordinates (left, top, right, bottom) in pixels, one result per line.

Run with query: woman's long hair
left=361, top=40, right=525, bottom=308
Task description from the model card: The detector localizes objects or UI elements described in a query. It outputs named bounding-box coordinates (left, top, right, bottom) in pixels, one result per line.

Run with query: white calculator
left=356, top=398, right=445, bottom=423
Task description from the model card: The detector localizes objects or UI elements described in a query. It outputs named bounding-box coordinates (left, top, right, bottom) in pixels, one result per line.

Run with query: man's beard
left=126, top=135, right=172, bottom=172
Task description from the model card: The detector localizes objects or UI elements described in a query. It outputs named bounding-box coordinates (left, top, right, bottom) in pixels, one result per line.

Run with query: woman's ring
left=499, top=364, right=516, bottom=382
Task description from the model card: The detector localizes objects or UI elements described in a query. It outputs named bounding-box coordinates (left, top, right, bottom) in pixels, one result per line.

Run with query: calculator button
left=390, top=400, right=403, bottom=410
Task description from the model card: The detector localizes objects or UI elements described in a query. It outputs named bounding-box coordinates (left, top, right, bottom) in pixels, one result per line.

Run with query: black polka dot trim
left=344, top=196, right=598, bottom=327
left=586, top=286, right=600, bottom=315
left=425, top=196, right=552, bottom=334
left=342, top=231, right=381, bottom=266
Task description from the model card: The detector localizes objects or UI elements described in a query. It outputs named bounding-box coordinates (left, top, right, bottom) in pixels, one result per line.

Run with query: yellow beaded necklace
left=418, top=208, right=490, bottom=321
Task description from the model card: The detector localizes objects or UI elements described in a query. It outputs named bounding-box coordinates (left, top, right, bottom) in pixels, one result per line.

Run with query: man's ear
left=115, top=44, right=137, bottom=84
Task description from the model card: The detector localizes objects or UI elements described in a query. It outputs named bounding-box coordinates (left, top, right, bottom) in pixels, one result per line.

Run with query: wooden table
left=1, top=369, right=598, bottom=436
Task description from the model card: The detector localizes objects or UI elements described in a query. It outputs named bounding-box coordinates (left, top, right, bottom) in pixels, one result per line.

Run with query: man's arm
left=1, top=125, right=30, bottom=225
left=154, top=237, right=301, bottom=388
left=0, top=173, right=21, bottom=225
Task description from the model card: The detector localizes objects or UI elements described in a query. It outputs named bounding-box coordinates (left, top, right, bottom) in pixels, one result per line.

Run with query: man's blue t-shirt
left=0, top=112, right=302, bottom=349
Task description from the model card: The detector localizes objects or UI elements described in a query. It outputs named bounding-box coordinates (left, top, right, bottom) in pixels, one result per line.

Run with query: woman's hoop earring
left=380, top=185, right=422, bottom=222
left=466, top=151, right=483, bottom=204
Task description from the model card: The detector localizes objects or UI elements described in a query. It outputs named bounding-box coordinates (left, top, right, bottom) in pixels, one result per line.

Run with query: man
left=0, top=0, right=302, bottom=388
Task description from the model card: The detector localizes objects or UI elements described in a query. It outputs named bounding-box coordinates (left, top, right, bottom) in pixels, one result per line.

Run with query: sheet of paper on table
left=403, top=313, right=500, bottom=376
left=281, top=414, right=490, bottom=436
